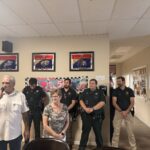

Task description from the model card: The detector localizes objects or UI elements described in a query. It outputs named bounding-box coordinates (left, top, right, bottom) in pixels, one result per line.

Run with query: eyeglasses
left=2, top=82, right=10, bottom=84
left=51, top=96, right=59, bottom=98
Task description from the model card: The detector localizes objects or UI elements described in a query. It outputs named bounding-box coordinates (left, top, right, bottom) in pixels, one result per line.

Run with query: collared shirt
left=0, top=90, right=29, bottom=141
left=23, top=86, right=46, bottom=112
left=112, top=87, right=135, bottom=111
left=80, top=88, right=105, bottom=107
left=60, top=88, right=77, bottom=107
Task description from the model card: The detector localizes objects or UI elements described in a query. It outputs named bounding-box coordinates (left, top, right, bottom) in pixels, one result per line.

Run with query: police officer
left=60, top=78, right=77, bottom=149
left=79, top=79, right=105, bottom=150
left=112, top=76, right=137, bottom=150
left=22, top=78, right=47, bottom=140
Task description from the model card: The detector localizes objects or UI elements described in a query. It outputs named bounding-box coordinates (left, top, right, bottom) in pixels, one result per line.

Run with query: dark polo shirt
left=80, top=88, right=105, bottom=108
left=113, top=87, right=135, bottom=111
left=60, top=88, right=77, bottom=109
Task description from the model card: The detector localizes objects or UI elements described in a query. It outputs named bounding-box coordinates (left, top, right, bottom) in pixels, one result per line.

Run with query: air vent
left=110, top=55, right=123, bottom=59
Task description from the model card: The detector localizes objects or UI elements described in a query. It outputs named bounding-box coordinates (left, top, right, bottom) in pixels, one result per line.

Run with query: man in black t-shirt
left=23, top=78, right=47, bottom=140
left=60, top=78, right=77, bottom=149
left=78, top=79, right=105, bottom=150
left=112, top=76, right=137, bottom=150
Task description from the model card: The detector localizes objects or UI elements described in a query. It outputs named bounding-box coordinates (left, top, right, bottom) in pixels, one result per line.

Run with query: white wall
left=0, top=35, right=110, bottom=144
left=120, top=48, right=150, bottom=127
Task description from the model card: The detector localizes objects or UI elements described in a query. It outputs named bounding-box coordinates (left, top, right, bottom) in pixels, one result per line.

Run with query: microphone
left=0, top=87, right=5, bottom=98
left=1, top=87, right=5, bottom=92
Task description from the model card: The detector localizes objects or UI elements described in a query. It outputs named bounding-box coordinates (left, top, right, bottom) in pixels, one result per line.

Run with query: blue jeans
left=0, top=135, right=22, bottom=150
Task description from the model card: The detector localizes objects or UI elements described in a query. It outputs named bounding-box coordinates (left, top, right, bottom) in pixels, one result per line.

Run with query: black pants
left=29, top=112, right=41, bottom=139
left=79, top=113, right=103, bottom=149
left=0, top=135, right=22, bottom=150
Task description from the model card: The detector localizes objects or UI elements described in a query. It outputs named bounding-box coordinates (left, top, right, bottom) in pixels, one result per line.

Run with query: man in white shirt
left=0, top=75, right=29, bottom=150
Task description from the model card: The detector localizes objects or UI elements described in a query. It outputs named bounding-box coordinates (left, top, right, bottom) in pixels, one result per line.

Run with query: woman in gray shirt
left=43, top=89, right=69, bottom=141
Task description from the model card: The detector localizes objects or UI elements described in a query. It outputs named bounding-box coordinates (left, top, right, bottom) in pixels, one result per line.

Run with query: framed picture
left=69, top=51, right=94, bottom=71
left=0, top=53, right=19, bottom=71
left=131, top=66, right=148, bottom=100
left=32, top=53, right=56, bottom=71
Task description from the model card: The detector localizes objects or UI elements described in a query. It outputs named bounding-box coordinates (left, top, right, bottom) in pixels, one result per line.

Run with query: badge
left=36, top=90, right=39, bottom=93
left=126, top=91, right=129, bottom=95
left=95, top=92, right=98, bottom=96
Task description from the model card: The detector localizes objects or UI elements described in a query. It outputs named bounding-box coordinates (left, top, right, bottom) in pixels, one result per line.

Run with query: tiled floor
left=118, top=117, right=150, bottom=150
left=7, top=117, right=150, bottom=150
left=72, top=117, right=150, bottom=150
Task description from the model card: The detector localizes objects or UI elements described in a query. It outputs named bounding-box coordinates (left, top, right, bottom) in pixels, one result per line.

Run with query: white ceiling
left=0, top=0, right=150, bottom=63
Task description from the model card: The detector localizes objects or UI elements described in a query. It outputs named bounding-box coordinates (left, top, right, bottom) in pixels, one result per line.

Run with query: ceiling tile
left=79, top=0, right=115, bottom=21
left=0, top=1, right=25, bottom=25
left=40, top=0, right=80, bottom=23
left=6, top=25, right=39, bottom=37
left=109, top=20, right=137, bottom=40
left=143, top=7, right=150, bottom=18
left=129, top=19, right=150, bottom=37
left=0, top=25, right=19, bottom=37
left=31, top=24, right=61, bottom=36
left=57, top=22, right=82, bottom=35
left=112, top=0, right=150, bottom=19
left=3, top=0, right=52, bottom=24
left=83, top=21, right=109, bottom=34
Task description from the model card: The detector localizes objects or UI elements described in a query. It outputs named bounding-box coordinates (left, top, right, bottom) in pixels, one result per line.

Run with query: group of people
left=0, top=75, right=137, bottom=150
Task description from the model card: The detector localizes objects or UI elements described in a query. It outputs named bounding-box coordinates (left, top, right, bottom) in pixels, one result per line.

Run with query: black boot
left=92, top=146, right=103, bottom=150
left=78, top=146, right=86, bottom=150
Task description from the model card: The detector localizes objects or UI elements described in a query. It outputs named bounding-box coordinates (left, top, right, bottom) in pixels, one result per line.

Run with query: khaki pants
left=112, top=110, right=137, bottom=150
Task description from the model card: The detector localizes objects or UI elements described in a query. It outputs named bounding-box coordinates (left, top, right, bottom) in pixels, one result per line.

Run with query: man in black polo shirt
left=78, top=79, right=105, bottom=150
left=60, top=78, right=77, bottom=149
left=112, top=76, right=137, bottom=150
left=23, top=78, right=47, bottom=140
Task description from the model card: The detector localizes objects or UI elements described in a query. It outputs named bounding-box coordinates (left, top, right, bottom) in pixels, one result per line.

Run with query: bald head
left=2, top=75, right=15, bottom=94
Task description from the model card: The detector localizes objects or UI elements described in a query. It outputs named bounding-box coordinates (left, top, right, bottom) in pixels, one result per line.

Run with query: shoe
left=78, top=147, right=85, bottom=150
left=92, top=146, right=103, bottom=150
left=69, top=144, right=72, bottom=150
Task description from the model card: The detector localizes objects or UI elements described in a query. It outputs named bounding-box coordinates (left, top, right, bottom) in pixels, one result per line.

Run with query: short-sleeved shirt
left=112, top=87, right=135, bottom=111
left=80, top=88, right=105, bottom=109
left=23, top=86, right=46, bottom=112
left=0, top=91, right=29, bottom=141
left=43, top=104, right=68, bottom=135
left=60, top=88, right=77, bottom=108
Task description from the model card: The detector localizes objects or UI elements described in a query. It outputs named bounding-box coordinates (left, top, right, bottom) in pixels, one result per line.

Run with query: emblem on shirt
left=95, top=92, right=98, bottom=96
left=126, top=91, right=129, bottom=95
left=36, top=90, right=39, bottom=93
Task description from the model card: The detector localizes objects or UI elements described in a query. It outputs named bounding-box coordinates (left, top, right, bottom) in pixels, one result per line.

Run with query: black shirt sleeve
left=112, top=89, right=117, bottom=97
left=79, top=90, right=85, bottom=102
left=39, top=86, right=47, bottom=98
left=98, top=89, right=106, bottom=103
left=71, top=89, right=77, bottom=100
left=129, top=88, right=135, bottom=97
left=22, top=86, right=29, bottom=96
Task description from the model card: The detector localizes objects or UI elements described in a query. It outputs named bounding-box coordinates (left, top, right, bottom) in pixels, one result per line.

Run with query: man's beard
left=117, top=84, right=122, bottom=87
left=64, top=85, right=69, bottom=89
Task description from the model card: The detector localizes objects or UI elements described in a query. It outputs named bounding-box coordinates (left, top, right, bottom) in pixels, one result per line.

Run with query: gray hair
left=3, top=75, right=16, bottom=85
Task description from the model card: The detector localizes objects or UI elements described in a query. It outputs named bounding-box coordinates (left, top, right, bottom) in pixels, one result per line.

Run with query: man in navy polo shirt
left=112, top=76, right=137, bottom=150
